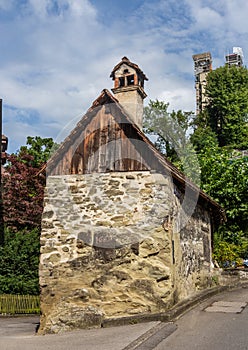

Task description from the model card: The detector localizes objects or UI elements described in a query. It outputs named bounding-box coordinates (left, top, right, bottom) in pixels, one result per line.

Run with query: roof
left=47, top=89, right=226, bottom=225
left=192, top=52, right=212, bottom=61
left=110, top=56, right=148, bottom=81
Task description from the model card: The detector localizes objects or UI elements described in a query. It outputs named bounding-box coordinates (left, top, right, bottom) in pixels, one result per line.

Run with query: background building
left=225, top=47, right=244, bottom=67
left=1, top=135, right=8, bottom=165
left=192, top=52, right=212, bottom=115
left=193, top=48, right=244, bottom=115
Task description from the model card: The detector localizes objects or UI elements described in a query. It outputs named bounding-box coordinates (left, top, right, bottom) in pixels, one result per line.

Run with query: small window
left=123, top=69, right=129, bottom=74
left=138, top=78, right=144, bottom=88
left=127, top=74, right=134, bottom=86
left=119, top=77, right=125, bottom=87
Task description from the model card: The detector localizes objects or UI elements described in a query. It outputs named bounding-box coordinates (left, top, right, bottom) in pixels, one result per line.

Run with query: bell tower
left=110, top=57, right=148, bottom=129
left=192, top=52, right=212, bottom=115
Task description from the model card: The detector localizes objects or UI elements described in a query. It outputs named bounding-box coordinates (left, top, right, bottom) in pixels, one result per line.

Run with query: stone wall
left=174, top=205, right=213, bottom=301
left=39, top=171, right=213, bottom=334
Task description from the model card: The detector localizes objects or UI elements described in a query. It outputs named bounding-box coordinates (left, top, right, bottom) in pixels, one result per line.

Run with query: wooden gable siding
left=49, top=104, right=152, bottom=175
left=45, top=90, right=225, bottom=224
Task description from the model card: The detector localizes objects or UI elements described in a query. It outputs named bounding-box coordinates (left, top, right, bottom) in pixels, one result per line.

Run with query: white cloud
left=28, top=0, right=49, bottom=18
left=0, top=0, right=14, bottom=10
left=158, top=86, right=195, bottom=112
left=192, top=6, right=223, bottom=30
left=225, top=0, right=248, bottom=34
left=68, top=0, right=96, bottom=18
left=26, top=0, right=97, bottom=19
left=1, top=0, right=248, bottom=153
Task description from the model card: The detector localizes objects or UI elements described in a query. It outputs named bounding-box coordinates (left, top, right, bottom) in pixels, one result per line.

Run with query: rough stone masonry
left=39, top=171, right=213, bottom=334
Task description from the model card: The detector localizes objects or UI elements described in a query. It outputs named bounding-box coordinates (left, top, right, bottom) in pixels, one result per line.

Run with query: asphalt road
left=0, top=285, right=247, bottom=350
left=0, top=316, right=161, bottom=350
left=154, top=285, right=248, bottom=350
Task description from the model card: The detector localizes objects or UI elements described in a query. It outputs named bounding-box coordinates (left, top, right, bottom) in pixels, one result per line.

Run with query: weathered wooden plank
left=51, top=105, right=152, bottom=175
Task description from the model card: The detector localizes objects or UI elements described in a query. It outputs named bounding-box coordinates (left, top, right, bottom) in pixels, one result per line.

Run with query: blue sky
left=0, top=0, right=248, bottom=153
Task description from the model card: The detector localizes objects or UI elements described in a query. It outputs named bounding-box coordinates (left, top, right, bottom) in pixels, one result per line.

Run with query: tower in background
left=225, top=47, right=244, bottom=67
left=192, top=52, right=212, bottom=115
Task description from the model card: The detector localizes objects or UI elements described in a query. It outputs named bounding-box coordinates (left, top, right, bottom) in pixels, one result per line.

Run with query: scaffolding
left=192, top=52, right=212, bottom=115
left=225, top=47, right=244, bottom=67
left=192, top=48, right=245, bottom=115
left=192, top=52, right=212, bottom=76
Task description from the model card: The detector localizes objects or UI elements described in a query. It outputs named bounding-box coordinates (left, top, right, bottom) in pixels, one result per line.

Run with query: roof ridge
left=45, top=89, right=225, bottom=224
left=110, top=57, right=148, bottom=80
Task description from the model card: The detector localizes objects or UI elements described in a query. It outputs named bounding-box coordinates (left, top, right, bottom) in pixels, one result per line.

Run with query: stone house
left=39, top=57, right=225, bottom=334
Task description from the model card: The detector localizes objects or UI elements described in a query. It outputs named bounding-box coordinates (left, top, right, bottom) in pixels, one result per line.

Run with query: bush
left=213, top=231, right=248, bottom=268
left=0, top=228, right=40, bottom=295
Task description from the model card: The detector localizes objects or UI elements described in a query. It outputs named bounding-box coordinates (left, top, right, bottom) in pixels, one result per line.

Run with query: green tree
left=144, top=100, right=192, bottom=159
left=18, top=136, right=58, bottom=168
left=143, top=100, right=200, bottom=183
left=144, top=98, right=248, bottom=266
left=196, top=137, right=248, bottom=265
left=198, top=146, right=248, bottom=235
left=190, top=112, right=219, bottom=153
left=190, top=65, right=248, bottom=264
left=198, top=65, right=248, bottom=149
left=0, top=136, right=57, bottom=294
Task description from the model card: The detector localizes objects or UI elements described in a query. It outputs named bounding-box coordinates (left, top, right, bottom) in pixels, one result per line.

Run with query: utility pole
left=0, top=98, right=4, bottom=245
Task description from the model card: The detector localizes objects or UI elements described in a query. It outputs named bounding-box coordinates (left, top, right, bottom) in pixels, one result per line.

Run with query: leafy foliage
left=213, top=231, right=248, bottom=268
left=2, top=136, right=57, bottom=232
left=18, top=136, right=58, bottom=168
left=144, top=100, right=191, bottom=159
left=198, top=146, right=248, bottom=263
left=143, top=100, right=200, bottom=184
left=213, top=240, right=242, bottom=268
left=0, top=228, right=40, bottom=295
left=144, top=88, right=248, bottom=266
left=198, top=147, right=248, bottom=228
left=2, top=152, right=45, bottom=231
left=197, top=65, right=248, bottom=149
left=187, top=65, right=248, bottom=265
left=0, top=136, right=57, bottom=294
left=190, top=123, right=219, bottom=153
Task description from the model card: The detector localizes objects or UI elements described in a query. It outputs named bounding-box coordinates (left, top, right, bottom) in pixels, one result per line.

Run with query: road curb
left=102, top=281, right=248, bottom=328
